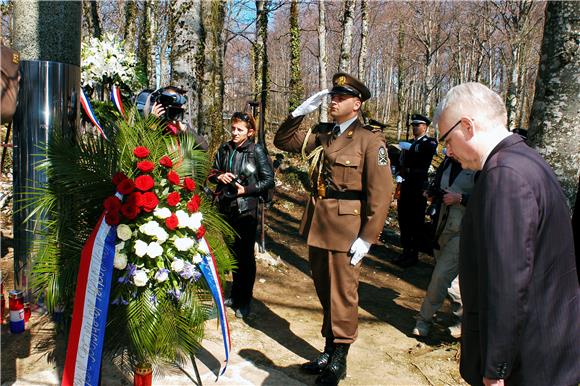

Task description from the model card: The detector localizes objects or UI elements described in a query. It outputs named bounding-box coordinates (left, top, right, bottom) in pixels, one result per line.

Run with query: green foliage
left=27, top=107, right=235, bottom=368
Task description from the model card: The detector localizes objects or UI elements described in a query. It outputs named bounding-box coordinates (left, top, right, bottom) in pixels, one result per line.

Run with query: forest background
left=1, top=0, right=578, bottom=205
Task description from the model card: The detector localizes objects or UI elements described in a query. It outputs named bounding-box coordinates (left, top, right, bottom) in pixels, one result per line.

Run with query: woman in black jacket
left=209, top=112, right=274, bottom=318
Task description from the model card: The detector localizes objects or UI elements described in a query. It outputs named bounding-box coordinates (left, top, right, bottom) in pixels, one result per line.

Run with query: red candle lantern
left=134, top=362, right=153, bottom=386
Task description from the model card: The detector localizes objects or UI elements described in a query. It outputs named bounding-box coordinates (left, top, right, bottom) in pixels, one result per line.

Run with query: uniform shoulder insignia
left=378, top=146, right=389, bottom=166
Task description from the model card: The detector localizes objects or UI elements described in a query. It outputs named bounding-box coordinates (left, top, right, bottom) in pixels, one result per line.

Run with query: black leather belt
left=316, top=188, right=366, bottom=200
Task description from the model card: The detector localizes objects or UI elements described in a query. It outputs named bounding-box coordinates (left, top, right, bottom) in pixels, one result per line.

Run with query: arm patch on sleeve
left=378, top=146, right=389, bottom=166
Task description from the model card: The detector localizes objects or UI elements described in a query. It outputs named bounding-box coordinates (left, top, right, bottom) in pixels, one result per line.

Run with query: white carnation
left=146, top=242, right=164, bottom=258
left=134, top=240, right=148, bottom=257
left=139, top=220, right=161, bottom=236
left=113, top=253, right=127, bottom=270
left=117, top=224, right=132, bottom=241
left=187, top=212, right=203, bottom=231
left=155, top=228, right=169, bottom=244
left=192, top=254, right=202, bottom=264
left=154, top=207, right=172, bottom=219
left=175, top=210, right=189, bottom=229
left=115, top=241, right=125, bottom=252
left=171, top=258, right=185, bottom=273
left=174, top=237, right=195, bottom=252
left=133, top=270, right=149, bottom=287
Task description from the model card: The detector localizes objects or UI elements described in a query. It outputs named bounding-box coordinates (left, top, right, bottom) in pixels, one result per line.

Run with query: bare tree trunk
left=506, top=45, right=520, bottom=131
left=170, top=0, right=202, bottom=131
left=528, top=1, right=580, bottom=206
left=89, top=0, right=101, bottom=38
left=318, top=0, right=328, bottom=122
left=199, top=0, right=226, bottom=148
left=123, top=0, right=137, bottom=52
left=147, top=0, right=157, bottom=87
left=288, top=0, right=303, bottom=112
left=396, top=22, right=406, bottom=140
left=338, top=0, right=355, bottom=73
left=137, top=0, right=153, bottom=88
left=357, top=0, right=369, bottom=81
left=254, top=0, right=269, bottom=146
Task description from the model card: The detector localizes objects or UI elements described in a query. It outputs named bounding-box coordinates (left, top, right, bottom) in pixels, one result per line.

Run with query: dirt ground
left=1, top=175, right=465, bottom=385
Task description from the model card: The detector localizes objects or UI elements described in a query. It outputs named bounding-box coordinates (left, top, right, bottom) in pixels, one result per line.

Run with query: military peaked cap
left=330, top=72, right=371, bottom=102
left=411, top=113, right=431, bottom=126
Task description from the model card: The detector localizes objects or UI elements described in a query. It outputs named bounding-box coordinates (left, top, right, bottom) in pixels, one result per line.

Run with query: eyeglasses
left=439, top=120, right=461, bottom=145
left=232, top=112, right=251, bottom=123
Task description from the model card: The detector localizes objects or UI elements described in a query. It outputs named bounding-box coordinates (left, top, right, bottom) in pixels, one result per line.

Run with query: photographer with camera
left=208, top=112, right=274, bottom=319
left=412, top=155, right=475, bottom=338
left=138, top=86, right=208, bottom=150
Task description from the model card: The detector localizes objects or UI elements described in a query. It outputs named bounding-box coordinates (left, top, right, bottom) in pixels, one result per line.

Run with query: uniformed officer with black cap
left=274, top=73, right=393, bottom=385
left=394, top=113, right=438, bottom=267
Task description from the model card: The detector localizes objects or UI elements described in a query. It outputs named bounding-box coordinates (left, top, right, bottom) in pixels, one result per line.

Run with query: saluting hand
left=291, top=89, right=329, bottom=118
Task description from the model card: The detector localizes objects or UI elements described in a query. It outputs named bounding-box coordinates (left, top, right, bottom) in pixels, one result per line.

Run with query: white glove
left=291, top=89, right=329, bottom=117
left=349, top=237, right=371, bottom=266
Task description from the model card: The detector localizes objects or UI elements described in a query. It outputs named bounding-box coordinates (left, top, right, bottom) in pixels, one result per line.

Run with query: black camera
left=426, top=187, right=446, bottom=218
left=135, top=87, right=187, bottom=122
left=150, top=89, right=187, bottom=121
left=221, top=163, right=256, bottom=199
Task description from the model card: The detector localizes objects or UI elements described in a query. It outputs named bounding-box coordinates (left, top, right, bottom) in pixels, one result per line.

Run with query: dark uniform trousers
left=309, top=247, right=362, bottom=344
left=397, top=180, right=427, bottom=252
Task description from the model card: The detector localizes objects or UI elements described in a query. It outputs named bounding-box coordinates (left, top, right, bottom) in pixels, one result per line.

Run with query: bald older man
left=434, top=82, right=579, bottom=386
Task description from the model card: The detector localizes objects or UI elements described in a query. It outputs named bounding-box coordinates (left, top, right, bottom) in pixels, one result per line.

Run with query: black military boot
left=301, top=339, right=334, bottom=374
left=315, top=343, right=349, bottom=385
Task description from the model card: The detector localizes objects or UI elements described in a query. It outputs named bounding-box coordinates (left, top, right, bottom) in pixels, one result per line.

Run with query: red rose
left=141, top=191, right=159, bottom=212
left=112, top=172, right=128, bottom=185
left=117, top=178, right=135, bottom=195
left=133, top=146, right=150, bottom=159
left=196, top=225, right=206, bottom=239
left=183, top=177, right=196, bottom=192
left=103, top=195, right=122, bottom=212
left=159, top=156, right=173, bottom=168
left=167, top=191, right=181, bottom=207
left=120, top=202, right=140, bottom=220
left=127, top=191, right=144, bottom=207
left=186, top=194, right=201, bottom=213
left=137, top=160, right=155, bottom=173
left=167, top=171, right=180, bottom=185
left=105, top=211, right=120, bottom=225
left=135, top=175, right=154, bottom=191
left=165, top=213, right=178, bottom=230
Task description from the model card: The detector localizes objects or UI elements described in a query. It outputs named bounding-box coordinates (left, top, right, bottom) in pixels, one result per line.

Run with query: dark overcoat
left=459, top=134, right=580, bottom=386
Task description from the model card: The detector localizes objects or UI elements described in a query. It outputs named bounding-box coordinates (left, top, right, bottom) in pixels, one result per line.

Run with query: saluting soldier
left=394, top=113, right=438, bottom=268
left=274, top=73, right=393, bottom=385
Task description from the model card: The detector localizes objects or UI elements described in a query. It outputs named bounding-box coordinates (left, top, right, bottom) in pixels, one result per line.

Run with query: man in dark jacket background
left=434, top=82, right=579, bottom=386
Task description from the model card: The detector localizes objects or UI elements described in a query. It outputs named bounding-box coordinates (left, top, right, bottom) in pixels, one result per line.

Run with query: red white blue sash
left=110, top=84, right=125, bottom=117
left=62, top=204, right=118, bottom=385
left=80, top=89, right=108, bottom=140
left=198, top=237, right=231, bottom=376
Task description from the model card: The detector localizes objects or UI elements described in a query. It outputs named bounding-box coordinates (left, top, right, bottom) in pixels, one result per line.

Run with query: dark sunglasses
left=439, top=120, right=462, bottom=143
left=232, top=112, right=251, bottom=123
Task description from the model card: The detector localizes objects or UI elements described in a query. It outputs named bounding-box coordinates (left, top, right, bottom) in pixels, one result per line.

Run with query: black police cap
left=411, top=113, right=431, bottom=126
left=329, top=72, right=371, bottom=102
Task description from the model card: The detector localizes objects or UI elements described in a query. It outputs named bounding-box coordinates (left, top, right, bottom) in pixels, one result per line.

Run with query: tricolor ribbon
left=198, top=237, right=231, bottom=376
left=80, top=89, right=108, bottom=140
left=110, top=84, right=125, bottom=117
left=62, top=194, right=121, bottom=386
